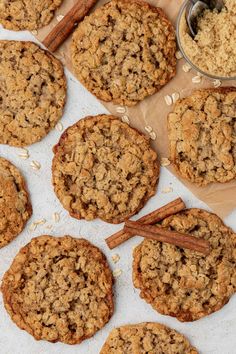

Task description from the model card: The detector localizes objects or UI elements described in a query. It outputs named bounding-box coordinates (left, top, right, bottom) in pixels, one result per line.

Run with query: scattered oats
left=162, top=187, right=173, bottom=194
left=30, top=160, right=41, bottom=170
left=111, top=254, right=120, bottom=264
left=34, top=219, right=46, bottom=225
left=113, top=269, right=123, bottom=278
left=197, top=72, right=203, bottom=77
left=116, top=106, right=126, bottom=114
left=46, top=225, right=53, bottom=230
left=32, top=30, right=38, bottom=35
left=150, top=131, right=157, bottom=141
left=161, top=157, right=171, bottom=167
left=56, top=122, right=63, bottom=132
left=29, top=222, right=37, bottom=232
left=182, top=63, right=191, bottom=73
left=175, top=50, right=183, bottom=60
left=53, top=212, right=60, bottom=223
left=56, top=15, right=64, bottom=22
left=171, top=92, right=180, bottom=104
left=145, top=125, right=153, bottom=133
left=192, top=75, right=202, bottom=84
left=18, top=151, right=29, bottom=160
left=121, top=115, right=130, bottom=124
left=164, top=95, right=173, bottom=106
left=213, top=79, right=222, bottom=88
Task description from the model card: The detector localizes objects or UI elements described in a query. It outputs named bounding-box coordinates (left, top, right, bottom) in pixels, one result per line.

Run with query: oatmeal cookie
left=52, top=115, right=159, bottom=224
left=1, top=235, right=114, bottom=344
left=0, top=157, right=32, bottom=248
left=133, top=209, right=236, bottom=322
left=0, top=0, right=63, bottom=31
left=0, top=40, right=66, bottom=147
left=100, top=322, right=198, bottom=354
left=71, top=0, right=176, bottom=106
left=168, top=87, right=236, bottom=186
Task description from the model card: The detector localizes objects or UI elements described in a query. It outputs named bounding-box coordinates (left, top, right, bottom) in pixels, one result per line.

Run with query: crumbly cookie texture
left=1, top=235, right=114, bottom=344
left=100, top=322, right=198, bottom=354
left=0, top=41, right=66, bottom=147
left=133, top=209, right=236, bottom=322
left=71, top=0, right=176, bottom=106
left=168, top=87, right=236, bottom=186
left=0, top=0, right=63, bottom=31
left=52, top=115, right=159, bottom=224
left=0, top=157, right=32, bottom=248
left=179, top=0, right=236, bottom=77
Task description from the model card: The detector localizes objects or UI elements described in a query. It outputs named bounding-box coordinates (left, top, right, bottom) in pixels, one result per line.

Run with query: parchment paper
left=35, top=0, right=236, bottom=218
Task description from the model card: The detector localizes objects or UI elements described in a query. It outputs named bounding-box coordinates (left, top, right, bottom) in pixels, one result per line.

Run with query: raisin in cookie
left=71, top=0, right=176, bottom=106
left=133, top=209, right=236, bottom=322
left=168, top=87, right=236, bottom=186
left=0, top=41, right=66, bottom=147
left=0, top=0, right=63, bottom=31
left=100, top=322, right=198, bottom=354
left=52, top=115, right=159, bottom=224
left=1, top=235, right=114, bottom=344
left=0, top=157, right=32, bottom=248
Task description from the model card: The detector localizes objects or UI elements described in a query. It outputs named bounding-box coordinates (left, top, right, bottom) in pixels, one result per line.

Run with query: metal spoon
left=186, top=0, right=225, bottom=37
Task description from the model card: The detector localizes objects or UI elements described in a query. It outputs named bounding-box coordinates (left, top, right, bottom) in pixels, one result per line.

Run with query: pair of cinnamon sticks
left=105, top=198, right=210, bottom=255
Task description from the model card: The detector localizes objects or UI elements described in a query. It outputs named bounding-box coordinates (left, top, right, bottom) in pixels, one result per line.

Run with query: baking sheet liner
left=35, top=0, right=236, bottom=218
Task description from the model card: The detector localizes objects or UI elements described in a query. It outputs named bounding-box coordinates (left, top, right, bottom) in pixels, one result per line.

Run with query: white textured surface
left=0, top=28, right=236, bottom=354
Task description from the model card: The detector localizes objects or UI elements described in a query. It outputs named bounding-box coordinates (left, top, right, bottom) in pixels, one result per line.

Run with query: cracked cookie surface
left=1, top=235, right=114, bottom=344
left=0, top=41, right=66, bottom=147
left=71, top=0, right=176, bottom=106
left=168, top=87, right=236, bottom=185
left=100, top=322, right=198, bottom=354
left=52, top=115, right=159, bottom=224
left=0, top=0, right=63, bottom=31
left=133, top=209, right=236, bottom=322
left=0, top=157, right=32, bottom=248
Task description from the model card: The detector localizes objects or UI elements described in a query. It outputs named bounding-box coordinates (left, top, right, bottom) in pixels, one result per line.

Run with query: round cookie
left=0, top=157, right=32, bottom=248
left=52, top=115, right=159, bottom=224
left=133, top=209, right=236, bottom=322
left=71, top=0, right=176, bottom=106
left=168, top=87, right=236, bottom=186
left=100, top=322, right=198, bottom=354
left=1, top=235, right=114, bottom=344
left=0, top=0, right=63, bottom=31
left=0, top=40, right=66, bottom=147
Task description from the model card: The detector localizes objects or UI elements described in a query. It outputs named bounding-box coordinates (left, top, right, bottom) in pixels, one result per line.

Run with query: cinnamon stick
left=124, top=220, right=211, bottom=255
left=43, top=0, right=98, bottom=52
left=105, top=198, right=185, bottom=249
